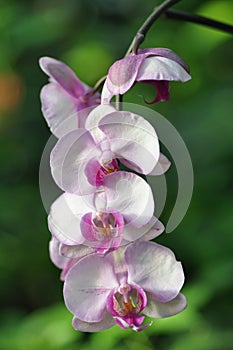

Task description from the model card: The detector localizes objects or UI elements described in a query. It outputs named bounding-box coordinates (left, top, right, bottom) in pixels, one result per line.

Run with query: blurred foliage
left=0, top=0, right=232, bottom=349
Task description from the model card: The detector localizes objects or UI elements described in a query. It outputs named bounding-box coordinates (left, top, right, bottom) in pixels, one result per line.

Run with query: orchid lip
left=107, top=282, right=148, bottom=330
left=92, top=212, right=120, bottom=242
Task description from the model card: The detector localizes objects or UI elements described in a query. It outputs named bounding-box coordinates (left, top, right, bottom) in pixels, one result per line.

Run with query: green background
left=0, top=0, right=232, bottom=349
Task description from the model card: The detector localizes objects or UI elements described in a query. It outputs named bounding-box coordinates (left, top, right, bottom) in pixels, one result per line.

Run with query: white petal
left=103, top=172, right=154, bottom=227
left=50, top=129, right=101, bottom=195
left=40, top=83, right=78, bottom=138
left=64, top=254, right=118, bottom=322
left=60, top=243, right=94, bottom=259
left=48, top=193, right=95, bottom=245
left=144, top=293, right=187, bottom=318
left=49, top=237, right=69, bottom=269
left=99, top=111, right=160, bottom=174
left=137, top=56, right=191, bottom=82
left=72, top=312, right=115, bottom=332
left=126, top=241, right=185, bottom=302
left=85, top=104, right=116, bottom=143
left=140, top=218, right=164, bottom=241
left=148, top=153, right=171, bottom=175
left=101, top=81, right=114, bottom=104
left=123, top=216, right=163, bottom=242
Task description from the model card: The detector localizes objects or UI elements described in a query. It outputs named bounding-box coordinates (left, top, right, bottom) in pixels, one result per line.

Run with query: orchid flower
left=48, top=174, right=161, bottom=254
left=39, top=57, right=100, bottom=138
left=101, top=48, right=191, bottom=104
left=50, top=107, right=163, bottom=196
left=64, top=241, right=186, bottom=332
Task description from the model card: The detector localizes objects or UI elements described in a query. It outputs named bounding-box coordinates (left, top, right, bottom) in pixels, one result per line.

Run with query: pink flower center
left=96, top=159, right=119, bottom=185
left=92, top=212, right=119, bottom=242
left=107, top=283, right=150, bottom=330
left=113, top=284, right=143, bottom=317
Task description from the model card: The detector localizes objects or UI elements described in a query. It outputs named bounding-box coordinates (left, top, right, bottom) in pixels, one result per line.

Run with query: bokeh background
left=0, top=0, right=232, bottom=349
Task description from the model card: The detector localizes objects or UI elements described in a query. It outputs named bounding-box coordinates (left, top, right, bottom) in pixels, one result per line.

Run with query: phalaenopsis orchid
left=39, top=0, right=193, bottom=333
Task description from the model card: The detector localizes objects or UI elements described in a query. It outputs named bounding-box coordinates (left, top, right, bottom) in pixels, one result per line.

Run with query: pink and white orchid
left=101, top=48, right=191, bottom=104
left=50, top=108, right=161, bottom=196
left=64, top=240, right=186, bottom=332
left=39, top=57, right=100, bottom=138
left=48, top=174, right=161, bottom=254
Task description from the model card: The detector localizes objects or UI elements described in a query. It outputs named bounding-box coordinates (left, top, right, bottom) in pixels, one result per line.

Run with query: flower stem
left=165, top=9, right=233, bottom=34
left=115, top=94, right=123, bottom=111
left=127, top=0, right=182, bottom=55
left=87, top=75, right=107, bottom=96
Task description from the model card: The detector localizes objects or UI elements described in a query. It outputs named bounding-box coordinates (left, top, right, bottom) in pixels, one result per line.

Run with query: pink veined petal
left=64, top=254, right=118, bottom=322
left=72, top=312, right=116, bottom=332
left=106, top=54, right=146, bottom=95
left=126, top=241, right=185, bottom=302
left=148, top=153, right=171, bottom=175
left=40, top=83, right=79, bottom=138
left=39, top=56, right=85, bottom=98
left=50, top=129, right=101, bottom=195
left=138, top=48, right=190, bottom=73
left=143, top=292, right=187, bottom=318
left=103, top=172, right=154, bottom=228
left=99, top=111, right=160, bottom=174
left=48, top=193, right=95, bottom=245
left=136, top=56, right=191, bottom=83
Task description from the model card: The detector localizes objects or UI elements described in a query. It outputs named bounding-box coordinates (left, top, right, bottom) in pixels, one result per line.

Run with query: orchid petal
left=49, top=237, right=79, bottom=281
left=60, top=243, right=95, bottom=259
left=39, top=57, right=85, bottom=98
left=99, top=111, right=159, bottom=174
left=103, top=172, right=154, bottom=227
left=50, top=129, right=101, bottom=194
left=64, top=254, right=118, bottom=322
left=123, top=216, right=163, bottom=242
left=148, top=153, right=171, bottom=175
left=144, top=293, right=187, bottom=318
left=40, top=83, right=79, bottom=138
left=48, top=193, right=95, bottom=245
left=106, top=54, right=146, bottom=95
left=49, top=237, right=69, bottom=269
left=126, top=241, right=185, bottom=302
left=85, top=104, right=116, bottom=143
left=60, top=259, right=79, bottom=281
left=138, top=48, right=190, bottom=73
left=137, top=57, right=191, bottom=83
left=101, top=80, right=114, bottom=104
left=72, top=312, right=115, bottom=332
left=140, top=219, right=164, bottom=241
